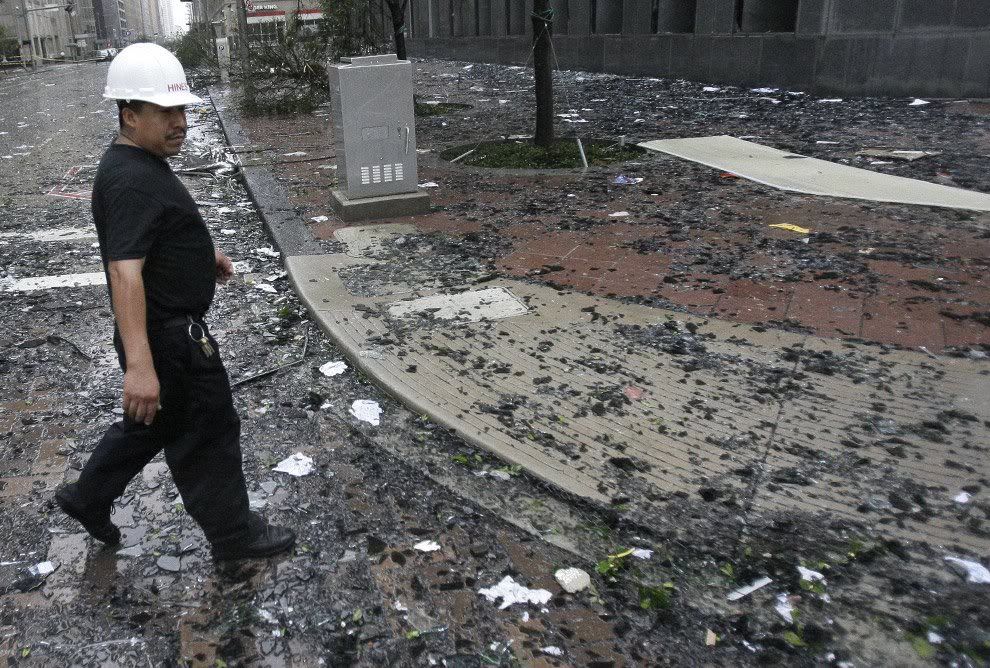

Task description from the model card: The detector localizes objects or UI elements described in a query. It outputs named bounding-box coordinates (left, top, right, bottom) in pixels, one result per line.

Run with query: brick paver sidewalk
left=236, top=59, right=990, bottom=353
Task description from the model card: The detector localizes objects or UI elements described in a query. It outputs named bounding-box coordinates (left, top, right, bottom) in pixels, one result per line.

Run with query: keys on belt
left=186, top=315, right=215, bottom=358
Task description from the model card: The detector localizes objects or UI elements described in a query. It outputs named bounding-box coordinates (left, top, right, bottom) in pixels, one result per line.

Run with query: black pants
left=73, top=319, right=252, bottom=550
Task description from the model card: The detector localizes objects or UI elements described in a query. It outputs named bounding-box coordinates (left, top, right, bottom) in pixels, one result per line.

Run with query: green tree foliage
left=0, top=24, right=21, bottom=58
left=239, top=0, right=389, bottom=114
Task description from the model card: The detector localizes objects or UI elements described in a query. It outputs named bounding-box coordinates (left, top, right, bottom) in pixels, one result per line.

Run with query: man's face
left=122, top=103, right=187, bottom=157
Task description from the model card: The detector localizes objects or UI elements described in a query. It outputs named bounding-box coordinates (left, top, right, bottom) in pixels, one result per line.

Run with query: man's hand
left=123, top=364, right=160, bottom=425
left=215, top=249, right=234, bottom=284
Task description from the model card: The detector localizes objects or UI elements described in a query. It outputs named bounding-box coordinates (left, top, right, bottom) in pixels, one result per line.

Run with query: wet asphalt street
left=0, top=63, right=658, bottom=667
left=1, top=62, right=989, bottom=666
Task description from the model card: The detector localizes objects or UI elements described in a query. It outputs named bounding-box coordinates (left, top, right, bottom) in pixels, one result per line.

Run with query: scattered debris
left=769, top=223, right=811, bottom=234
left=857, top=148, right=941, bottom=162
left=727, top=576, right=773, bottom=601
left=478, top=576, right=552, bottom=609
left=953, top=491, right=971, bottom=504
left=705, top=629, right=718, bottom=646
left=554, top=567, right=591, bottom=593
left=542, top=646, right=564, bottom=657
left=944, top=557, right=990, bottom=584
left=612, top=175, right=643, bottom=185
left=319, top=360, right=348, bottom=377
left=623, top=386, right=645, bottom=401
left=28, top=561, right=56, bottom=577
left=909, top=98, right=931, bottom=106
left=156, top=556, right=181, bottom=572
left=11, top=561, right=60, bottom=591
left=231, top=328, right=309, bottom=389
left=630, top=548, right=653, bottom=560
left=413, top=540, right=441, bottom=552
left=273, top=452, right=315, bottom=477
left=797, top=565, right=826, bottom=583
left=774, top=593, right=796, bottom=623
left=350, top=400, right=383, bottom=426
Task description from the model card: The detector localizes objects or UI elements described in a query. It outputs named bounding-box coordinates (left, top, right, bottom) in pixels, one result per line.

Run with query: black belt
left=151, top=314, right=206, bottom=330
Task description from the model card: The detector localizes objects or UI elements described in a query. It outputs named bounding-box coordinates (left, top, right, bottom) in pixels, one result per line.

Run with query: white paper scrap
left=478, top=576, right=552, bottom=609
left=954, top=491, right=971, bottom=504
left=631, top=548, right=654, bottom=560
left=797, top=566, right=826, bottom=583
left=319, top=361, right=348, bottom=377
left=254, top=246, right=279, bottom=258
left=273, top=453, right=315, bottom=477
left=542, top=646, right=564, bottom=657
left=311, top=215, right=329, bottom=223
left=418, top=181, right=439, bottom=188
left=350, top=400, right=382, bottom=426
left=774, top=593, right=795, bottom=623
left=414, top=540, right=441, bottom=552
left=945, top=556, right=990, bottom=584
left=34, top=561, right=56, bottom=576
left=727, top=576, right=773, bottom=601
left=909, top=98, right=930, bottom=106
left=609, top=211, right=631, bottom=218
left=555, top=567, right=591, bottom=593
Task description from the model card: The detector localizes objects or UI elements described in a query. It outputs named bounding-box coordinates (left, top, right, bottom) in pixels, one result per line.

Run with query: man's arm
left=108, top=259, right=160, bottom=426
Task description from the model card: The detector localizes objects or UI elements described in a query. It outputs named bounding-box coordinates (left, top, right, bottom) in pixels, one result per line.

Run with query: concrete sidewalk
left=211, top=72, right=990, bottom=560
left=287, top=224, right=989, bottom=554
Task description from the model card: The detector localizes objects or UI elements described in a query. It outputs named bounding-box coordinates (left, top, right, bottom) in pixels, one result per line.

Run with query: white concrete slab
left=387, top=287, right=529, bottom=322
left=640, top=135, right=990, bottom=211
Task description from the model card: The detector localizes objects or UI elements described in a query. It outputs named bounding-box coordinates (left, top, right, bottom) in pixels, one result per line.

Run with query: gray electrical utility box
left=329, top=54, right=421, bottom=202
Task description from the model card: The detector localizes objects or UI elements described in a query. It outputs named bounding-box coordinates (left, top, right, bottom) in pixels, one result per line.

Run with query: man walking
left=54, top=43, right=295, bottom=562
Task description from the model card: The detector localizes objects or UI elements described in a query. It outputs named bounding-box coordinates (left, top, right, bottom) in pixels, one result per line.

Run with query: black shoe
left=54, top=484, right=121, bottom=545
left=212, top=523, right=296, bottom=562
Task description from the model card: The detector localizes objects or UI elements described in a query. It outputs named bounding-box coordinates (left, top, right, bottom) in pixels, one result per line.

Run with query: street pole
left=235, top=0, right=249, bottom=75
left=66, top=5, right=78, bottom=59
left=19, top=0, right=37, bottom=70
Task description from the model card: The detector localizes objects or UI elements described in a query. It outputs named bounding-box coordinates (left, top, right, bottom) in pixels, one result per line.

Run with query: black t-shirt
left=92, top=143, right=216, bottom=324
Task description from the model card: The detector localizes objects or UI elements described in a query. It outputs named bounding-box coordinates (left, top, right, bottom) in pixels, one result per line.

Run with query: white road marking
left=2, top=272, right=106, bottom=292
left=0, top=227, right=96, bottom=242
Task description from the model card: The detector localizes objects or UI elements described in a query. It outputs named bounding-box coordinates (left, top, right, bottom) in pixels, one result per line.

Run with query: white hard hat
left=103, top=43, right=203, bottom=106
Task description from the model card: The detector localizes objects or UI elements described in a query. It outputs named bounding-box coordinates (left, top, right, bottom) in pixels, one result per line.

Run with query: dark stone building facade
left=404, top=0, right=990, bottom=97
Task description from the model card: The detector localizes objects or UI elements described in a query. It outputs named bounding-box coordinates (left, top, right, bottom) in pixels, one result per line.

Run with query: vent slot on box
left=360, top=163, right=406, bottom=185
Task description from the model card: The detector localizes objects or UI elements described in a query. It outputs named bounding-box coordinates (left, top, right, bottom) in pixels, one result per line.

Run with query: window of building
left=477, top=0, right=492, bottom=35
left=734, top=0, right=799, bottom=33
left=505, top=0, right=525, bottom=35
left=591, top=0, right=623, bottom=33
left=653, top=0, right=696, bottom=33
left=553, top=0, right=570, bottom=34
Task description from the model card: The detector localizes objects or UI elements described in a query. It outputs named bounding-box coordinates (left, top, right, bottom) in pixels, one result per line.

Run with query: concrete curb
left=208, top=86, right=324, bottom=257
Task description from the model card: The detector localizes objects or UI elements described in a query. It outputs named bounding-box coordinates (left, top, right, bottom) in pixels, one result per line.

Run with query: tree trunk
left=388, top=0, right=408, bottom=60
left=532, top=0, right=554, bottom=148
